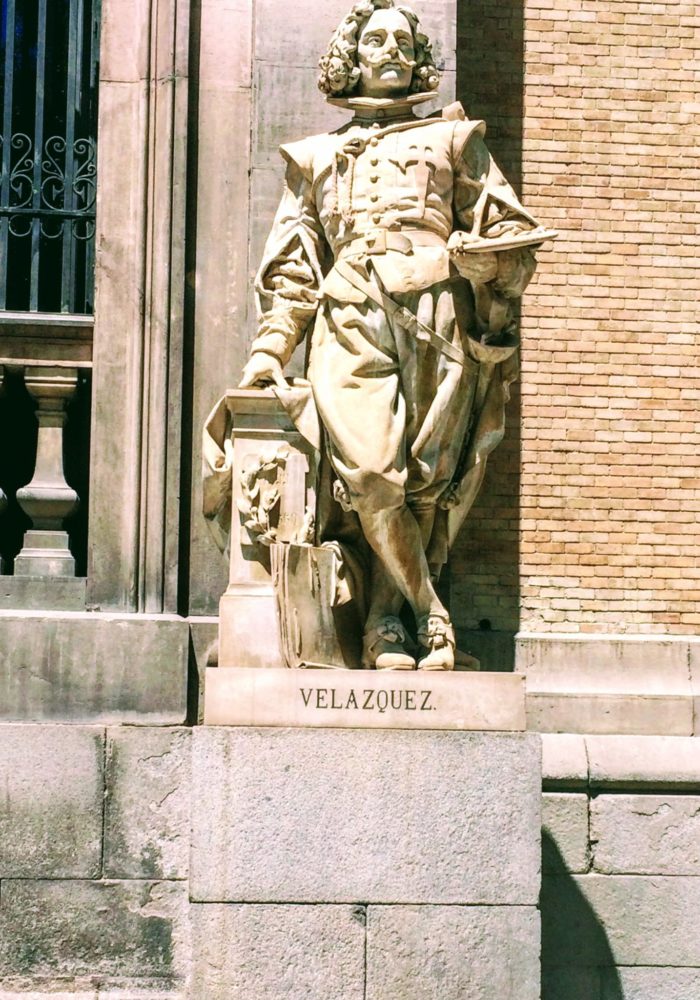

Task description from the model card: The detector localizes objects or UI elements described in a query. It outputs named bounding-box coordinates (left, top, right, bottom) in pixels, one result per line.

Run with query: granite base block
left=0, top=725, right=104, bottom=878
left=0, top=880, right=189, bottom=990
left=104, top=727, right=192, bottom=880
left=366, top=905, right=540, bottom=1000
left=191, top=726, right=541, bottom=904
left=191, top=904, right=365, bottom=1000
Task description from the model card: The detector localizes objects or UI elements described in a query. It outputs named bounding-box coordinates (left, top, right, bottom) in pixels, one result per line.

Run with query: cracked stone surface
left=104, top=728, right=191, bottom=880
left=0, top=880, right=189, bottom=990
left=592, top=794, right=700, bottom=874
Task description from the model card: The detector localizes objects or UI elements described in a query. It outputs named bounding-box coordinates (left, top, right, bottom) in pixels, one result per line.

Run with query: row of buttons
left=367, top=130, right=383, bottom=223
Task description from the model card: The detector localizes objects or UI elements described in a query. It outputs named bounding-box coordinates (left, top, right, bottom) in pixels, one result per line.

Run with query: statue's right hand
left=239, top=352, right=287, bottom=390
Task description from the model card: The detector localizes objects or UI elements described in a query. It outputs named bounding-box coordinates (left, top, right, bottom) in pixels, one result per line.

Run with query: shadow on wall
left=541, top=832, right=623, bottom=1000
left=449, top=0, right=525, bottom=662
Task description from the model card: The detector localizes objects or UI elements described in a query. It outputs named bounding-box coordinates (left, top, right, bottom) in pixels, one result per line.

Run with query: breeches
left=308, top=275, right=478, bottom=516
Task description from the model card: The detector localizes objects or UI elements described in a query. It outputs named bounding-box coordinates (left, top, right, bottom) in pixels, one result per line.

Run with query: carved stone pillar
left=219, top=389, right=318, bottom=668
left=15, top=366, right=79, bottom=577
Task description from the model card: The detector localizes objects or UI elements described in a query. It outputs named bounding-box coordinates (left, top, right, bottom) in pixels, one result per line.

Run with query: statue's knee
left=349, top=471, right=406, bottom=517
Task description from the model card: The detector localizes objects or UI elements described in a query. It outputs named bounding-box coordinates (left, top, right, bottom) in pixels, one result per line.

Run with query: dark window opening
left=0, top=0, right=101, bottom=314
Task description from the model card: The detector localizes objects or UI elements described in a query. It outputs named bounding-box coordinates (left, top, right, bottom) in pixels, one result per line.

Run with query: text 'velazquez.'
left=299, top=687, right=437, bottom=713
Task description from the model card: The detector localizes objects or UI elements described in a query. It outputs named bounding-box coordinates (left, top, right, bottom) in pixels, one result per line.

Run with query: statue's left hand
left=450, top=249, right=498, bottom=284
left=239, top=351, right=287, bottom=390
left=448, top=232, right=499, bottom=284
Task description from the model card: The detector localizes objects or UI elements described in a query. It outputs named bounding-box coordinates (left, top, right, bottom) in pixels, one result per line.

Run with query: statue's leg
left=310, top=294, right=451, bottom=666
left=365, top=502, right=437, bottom=630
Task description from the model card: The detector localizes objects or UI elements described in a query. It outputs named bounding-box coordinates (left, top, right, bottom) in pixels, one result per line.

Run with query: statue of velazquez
left=231, top=0, right=554, bottom=672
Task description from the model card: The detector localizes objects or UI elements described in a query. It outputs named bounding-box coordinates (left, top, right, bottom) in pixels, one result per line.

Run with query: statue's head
left=318, top=0, right=439, bottom=100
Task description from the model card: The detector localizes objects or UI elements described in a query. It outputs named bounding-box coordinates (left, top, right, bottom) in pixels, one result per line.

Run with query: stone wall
left=0, top=725, right=191, bottom=998
left=452, top=0, right=700, bottom=636
left=0, top=724, right=541, bottom=999
left=2, top=722, right=698, bottom=998
left=542, top=733, right=700, bottom=999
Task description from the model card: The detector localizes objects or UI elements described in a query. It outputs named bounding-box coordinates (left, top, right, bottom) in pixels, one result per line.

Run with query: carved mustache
left=365, top=49, right=416, bottom=70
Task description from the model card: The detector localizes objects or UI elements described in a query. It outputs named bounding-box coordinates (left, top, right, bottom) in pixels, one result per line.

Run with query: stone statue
left=215, top=0, right=554, bottom=672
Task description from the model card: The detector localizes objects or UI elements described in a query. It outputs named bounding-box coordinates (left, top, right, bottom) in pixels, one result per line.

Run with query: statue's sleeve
left=452, top=124, right=540, bottom=298
left=250, top=156, right=326, bottom=367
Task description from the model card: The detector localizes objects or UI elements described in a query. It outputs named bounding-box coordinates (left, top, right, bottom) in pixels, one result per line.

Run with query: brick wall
left=453, top=0, right=700, bottom=635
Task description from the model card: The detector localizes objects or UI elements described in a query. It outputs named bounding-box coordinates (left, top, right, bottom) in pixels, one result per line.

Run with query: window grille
left=0, top=0, right=100, bottom=314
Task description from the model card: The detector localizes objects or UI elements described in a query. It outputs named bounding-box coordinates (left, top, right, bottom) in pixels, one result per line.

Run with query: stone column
left=15, top=366, right=79, bottom=577
left=88, top=0, right=190, bottom=612
left=0, top=364, right=6, bottom=518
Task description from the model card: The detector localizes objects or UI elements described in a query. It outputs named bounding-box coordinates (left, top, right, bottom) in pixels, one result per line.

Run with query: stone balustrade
left=0, top=312, right=92, bottom=609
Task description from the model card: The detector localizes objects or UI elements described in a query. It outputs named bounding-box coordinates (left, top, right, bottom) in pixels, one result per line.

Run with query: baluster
left=0, top=364, right=6, bottom=531
left=15, top=366, right=79, bottom=577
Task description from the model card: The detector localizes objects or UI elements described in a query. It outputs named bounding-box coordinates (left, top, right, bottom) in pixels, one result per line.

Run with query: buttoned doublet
left=252, top=109, right=538, bottom=528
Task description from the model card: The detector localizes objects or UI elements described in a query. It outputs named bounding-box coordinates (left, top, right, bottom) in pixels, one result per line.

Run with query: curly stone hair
left=318, top=0, right=440, bottom=98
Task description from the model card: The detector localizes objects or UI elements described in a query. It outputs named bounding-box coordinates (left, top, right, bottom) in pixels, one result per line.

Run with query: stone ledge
left=542, top=733, right=588, bottom=788
left=518, top=632, right=696, bottom=736
left=0, top=612, right=189, bottom=724
left=587, top=735, right=700, bottom=791
left=543, top=734, right=700, bottom=791
left=204, top=667, right=526, bottom=731
left=0, top=577, right=87, bottom=612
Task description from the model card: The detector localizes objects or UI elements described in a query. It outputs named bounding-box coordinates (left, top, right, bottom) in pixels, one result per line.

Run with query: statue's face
left=356, top=8, right=415, bottom=98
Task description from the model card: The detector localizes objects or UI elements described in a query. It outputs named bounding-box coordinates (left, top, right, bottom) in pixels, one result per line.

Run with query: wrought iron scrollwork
left=73, top=138, right=97, bottom=213
left=8, top=133, right=34, bottom=209
left=41, top=136, right=68, bottom=212
left=0, top=0, right=100, bottom=312
left=1, top=134, right=98, bottom=246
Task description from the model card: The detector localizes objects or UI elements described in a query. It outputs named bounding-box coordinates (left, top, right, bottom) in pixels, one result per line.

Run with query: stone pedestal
left=191, top=723, right=542, bottom=999
left=219, top=389, right=318, bottom=669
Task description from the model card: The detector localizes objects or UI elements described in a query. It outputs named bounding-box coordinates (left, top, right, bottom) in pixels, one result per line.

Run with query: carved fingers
left=239, top=352, right=288, bottom=390
left=450, top=249, right=499, bottom=285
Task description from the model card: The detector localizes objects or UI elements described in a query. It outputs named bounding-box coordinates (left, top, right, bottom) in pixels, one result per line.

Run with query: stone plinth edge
left=517, top=631, right=699, bottom=736
left=203, top=667, right=525, bottom=731
left=542, top=733, right=700, bottom=792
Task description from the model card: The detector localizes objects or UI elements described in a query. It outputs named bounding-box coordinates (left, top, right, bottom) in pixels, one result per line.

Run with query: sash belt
left=333, top=258, right=466, bottom=368
left=336, top=229, right=447, bottom=258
